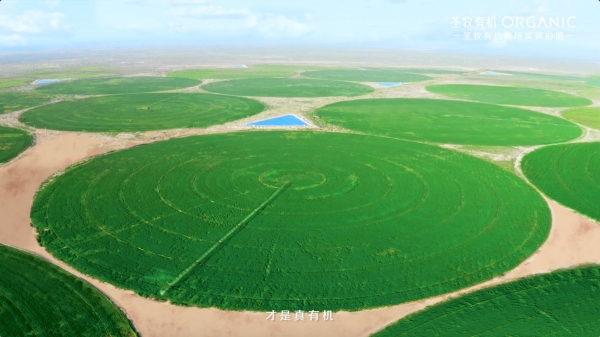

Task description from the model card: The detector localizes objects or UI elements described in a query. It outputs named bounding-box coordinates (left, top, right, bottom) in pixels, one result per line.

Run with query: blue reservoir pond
left=480, top=71, right=509, bottom=76
left=246, top=114, right=310, bottom=127
left=33, top=79, right=62, bottom=84
left=375, top=82, right=403, bottom=88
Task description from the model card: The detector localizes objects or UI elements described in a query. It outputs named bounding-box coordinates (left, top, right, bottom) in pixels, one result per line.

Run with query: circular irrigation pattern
left=0, top=92, right=51, bottom=115
left=373, top=266, right=600, bottom=337
left=302, top=69, right=432, bottom=82
left=35, top=76, right=201, bottom=95
left=561, top=107, right=600, bottom=130
left=202, top=78, right=374, bottom=97
left=0, top=244, right=137, bottom=337
left=522, top=142, right=600, bottom=223
left=32, top=132, right=551, bottom=311
left=19, top=93, right=265, bottom=132
left=315, top=98, right=582, bottom=146
left=0, top=126, right=33, bottom=164
left=426, top=84, right=592, bottom=107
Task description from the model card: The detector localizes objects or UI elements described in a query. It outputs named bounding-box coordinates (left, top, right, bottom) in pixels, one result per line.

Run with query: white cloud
left=170, top=5, right=251, bottom=19
left=167, top=4, right=312, bottom=37
left=0, top=34, right=26, bottom=46
left=46, top=0, right=61, bottom=7
left=535, top=0, right=549, bottom=13
left=0, top=11, right=65, bottom=34
left=489, top=38, right=508, bottom=49
left=169, top=0, right=208, bottom=4
left=113, top=0, right=148, bottom=4
left=389, top=0, right=433, bottom=3
left=247, top=14, right=312, bottom=37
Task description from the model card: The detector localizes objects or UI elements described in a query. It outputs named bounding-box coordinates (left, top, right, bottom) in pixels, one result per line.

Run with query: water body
left=246, top=114, right=309, bottom=127
left=33, top=79, right=62, bottom=84
left=480, top=71, right=510, bottom=76
left=375, top=82, right=403, bottom=88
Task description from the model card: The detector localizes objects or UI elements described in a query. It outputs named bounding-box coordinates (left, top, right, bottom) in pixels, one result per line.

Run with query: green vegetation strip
left=19, top=93, right=264, bottom=132
left=427, top=84, right=592, bottom=107
left=496, top=70, right=600, bottom=88
left=371, top=266, right=600, bottom=337
left=168, top=65, right=325, bottom=80
left=522, top=142, right=600, bottom=223
left=36, top=77, right=200, bottom=95
left=394, top=68, right=466, bottom=75
left=31, top=132, right=550, bottom=311
left=498, top=71, right=591, bottom=82
left=0, top=126, right=32, bottom=163
left=0, top=78, right=31, bottom=89
left=315, top=98, right=581, bottom=146
left=0, top=67, right=120, bottom=89
left=0, top=92, right=51, bottom=114
left=303, top=69, right=432, bottom=82
left=27, top=66, right=119, bottom=79
left=588, top=78, right=600, bottom=87
left=202, top=78, right=374, bottom=97
left=562, top=107, right=600, bottom=130
left=0, top=244, right=137, bottom=337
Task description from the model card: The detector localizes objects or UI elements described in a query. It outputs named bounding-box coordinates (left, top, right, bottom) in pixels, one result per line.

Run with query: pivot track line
left=160, top=182, right=290, bottom=295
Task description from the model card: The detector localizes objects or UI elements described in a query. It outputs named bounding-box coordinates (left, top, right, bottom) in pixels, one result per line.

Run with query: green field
left=36, top=77, right=201, bottom=95
left=561, top=107, right=600, bottom=130
left=0, top=244, right=138, bottom=337
left=315, top=98, right=582, bottom=146
left=498, top=71, right=600, bottom=89
left=0, top=126, right=33, bottom=163
left=0, top=67, right=121, bottom=89
left=19, top=93, right=264, bottom=132
left=303, top=69, right=432, bottom=82
left=0, top=92, right=52, bottom=114
left=395, top=68, right=466, bottom=75
left=0, top=78, right=32, bottom=89
left=31, top=132, right=550, bottom=311
left=372, top=266, right=600, bottom=337
left=427, top=84, right=592, bottom=107
left=168, top=65, right=326, bottom=80
left=588, top=78, right=600, bottom=87
left=202, top=78, right=374, bottom=97
left=522, top=142, right=600, bottom=222
left=499, top=71, right=590, bottom=83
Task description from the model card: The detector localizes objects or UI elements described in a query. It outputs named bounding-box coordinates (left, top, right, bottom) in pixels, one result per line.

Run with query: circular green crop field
left=0, top=92, right=51, bottom=114
left=372, top=266, right=600, bottom=337
left=32, top=132, right=550, bottom=311
left=561, top=107, right=600, bottom=130
left=202, top=78, right=374, bottom=97
left=522, top=142, right=600, bottom=223
left=0, top=244, right=137, bottom=337
left=315, top=98, right=582, bottom=146
left=35, top=77, right=201, bottom=95
left=0, top=126, right=33, bottom=163
left=303, top=69, right=432, bottom=82
left=19, top=93, right=265, bottom=132
left=426, top=84, right=592, bottom=107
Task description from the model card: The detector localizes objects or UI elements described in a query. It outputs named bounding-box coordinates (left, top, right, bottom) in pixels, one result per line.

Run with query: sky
left=0, top=0, right=599, bottom=57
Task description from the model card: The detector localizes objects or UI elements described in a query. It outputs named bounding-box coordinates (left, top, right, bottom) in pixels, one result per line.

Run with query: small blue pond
left=480, top=71, right=509, bottom=76
left=246, top=114, right=309, bottom=127
left=33, top=79, right=61, bottom=85
left=375, top=82, right=403, bottom=88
